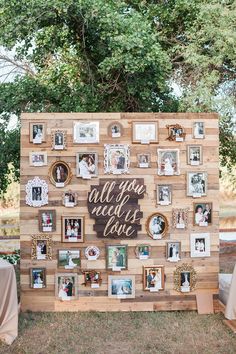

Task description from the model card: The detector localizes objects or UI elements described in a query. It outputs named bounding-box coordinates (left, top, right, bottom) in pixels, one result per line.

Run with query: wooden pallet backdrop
left=20, top=112, right=219, bottom=312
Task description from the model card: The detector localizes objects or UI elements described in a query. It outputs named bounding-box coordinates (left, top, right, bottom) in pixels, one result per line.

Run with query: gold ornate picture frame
left=49, top=160, right=72, bottom=188
left=173, top=263, right=197, bottom=293
left=146, top=212, right=168, bottom=240
left=31, top=234, right=52, bottom=260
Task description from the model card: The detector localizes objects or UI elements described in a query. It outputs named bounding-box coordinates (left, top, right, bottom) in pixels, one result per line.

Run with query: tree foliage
left=0, top=0, right=235, bottom=193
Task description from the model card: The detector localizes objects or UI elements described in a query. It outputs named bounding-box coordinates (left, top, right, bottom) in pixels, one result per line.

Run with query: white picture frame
left=157, top=149, right=180, bottom=176
left=29, top=152, right=47, bottom=166
left=190, top=233, right=210, bottom=258
left=73, top=121, right=99, bottom=144
left=76, top=152, right=98, bottom=179
left=25, top=176, right=48, bottom=207
left=104, top=144, right=130, bottom=174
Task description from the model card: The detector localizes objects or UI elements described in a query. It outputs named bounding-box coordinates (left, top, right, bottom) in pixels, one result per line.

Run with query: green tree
left=0, top=0, right=235, bottom=193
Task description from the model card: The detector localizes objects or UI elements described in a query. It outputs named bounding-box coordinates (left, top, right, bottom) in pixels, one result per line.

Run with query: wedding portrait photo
left=157, top=184, right=172, bottom=205
left=58, top=250, right=81, bottom=269
left=108, top=276, right=135, bottom=298
left=55, top=274, right=77, bottom=300
left=193, top=121, right=205, bottom=139
left=137, top=153, right=151, bottom=168
left=187, top=172, right=207, bottom=197
left=62, top=191, right=78, bottom=207
left=25, top=176, right=49, bottom=207
left=38, top=209, right=56, bottom=232
left=166, top=242, right=181, bottom=262
left=84, top=271, right=102, bottom=287
left=104, top=144, right=130, bottom=174
left=30, top=122, right=46, bottom=144
left=166, top=124, right=185, bottom=141
left=108, top=122, right=123, bottom=138
left=30, top=268, right=46, bottom=289
left=190, top=233, right=210, bottom=258
left=31, top=235, right=52, bottom=261
left=29, top=152, right=47, bottom=166
left=187, top=145, right=202, bottom=165
left=73, top=121, right=99, bottom=143
left=49, top=161, right=72, bottom=187
left=85, top=246, right=100, bottom=260
left=61, top=216, right=84, bottom=243
left=135, top=244, right=151, bottom=259
left=180, top=271, right=191, bottom=293
left=172, top=208, right=189, bottom=229
left=194, top=203, right=212, bottom=226
left=157, top=149, right=180, bottom=176
left=51, top=130, right=67, bottom=150
left=143, top=266, right=164, bottom=291
left=106, top=245, right=127, bottom=270
left=76, top=152, right=98, bottom=178
left=146, top=213, right=168, bottom=240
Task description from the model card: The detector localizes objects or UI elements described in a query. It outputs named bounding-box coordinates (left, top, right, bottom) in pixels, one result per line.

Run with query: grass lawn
left=0, top=312, right=236, bottom=354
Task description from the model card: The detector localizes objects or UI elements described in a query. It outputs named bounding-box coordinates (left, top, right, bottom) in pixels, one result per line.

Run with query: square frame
left=104, top=144, right=130, bottom=174
left=137, top=153, right=151, bottom=168
left=61, top=215, right=84, bottom=243
left=132, top=121, right=159, bottom=144
left=108, top=275, right=135, bottom=298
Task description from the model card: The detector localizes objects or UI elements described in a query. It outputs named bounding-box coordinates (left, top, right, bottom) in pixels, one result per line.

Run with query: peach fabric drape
left=225, top=264, right=236, bottom=320
left=0, top=259, right=18, bottom=345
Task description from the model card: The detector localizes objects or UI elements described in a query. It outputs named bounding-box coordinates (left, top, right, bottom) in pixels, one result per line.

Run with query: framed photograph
left=146, top=213, right=168, bottom=240
left=83, top=270, right=102, bottom=288
left=137, top=154, right=151, bottom=168
left=30, top=268, right=46, bottom=289
left=193, top=122, right=205, bottom=139
left=166, top=242, right=181, bottom=262
left=76, top=152, right=98, bottom=179
left=61, top=216, right=84, bottom=243
left=38, top=210, right=56, bottom=232
left=55, top=273, right=78, bottom=300
left=108, top=275, right=135, bottom=299
left=73, top=121, right=99, bottom=144
left=174, top=263, right=197, bottom=293
left=132, top=121, right=158, bottom=144
left=31, top=235, right=52, bottom=261
left=25, top=176, right=48, bottom=207
left=166, top=124, right=186, bottom=142
left=135, top=244, right=151, bottom=260
left=62, top=190, right=78, bottom=208
left=29, top=122, right=46, bottom=144
left=187, top=145, right=202, bottom=166
left=104, top=144, right=130, bottom=174
left=29, top=152, right=47, bottom=166
left=157, top=184, right=172, bottom=205
left=49, top=161, right=72, bottom=188
left=51, top=129, right=67, bottom=150
left=190, top=233, right=210, bottom=257
left=187, top=172, right=207, bottom=197
left=194, top=202, right=212, bottom=226
left=58, top=249, right=81, bottom=269
left=172, top=208, right=189, bottom=229
left=85, top=246, right=100, bottom=260
left=157, top=149, right=180, bottom=176
left=108, top=122, right=123, bottom=138
left=106, top=245, right=128, bottom=271
left=143, top=266, right=165, bottom=291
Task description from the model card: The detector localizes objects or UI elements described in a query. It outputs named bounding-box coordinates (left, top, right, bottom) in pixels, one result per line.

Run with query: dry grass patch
left=0, top=312, right=236, bottom=354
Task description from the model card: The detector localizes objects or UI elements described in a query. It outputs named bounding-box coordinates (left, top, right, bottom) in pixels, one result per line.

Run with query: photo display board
left=20, top=113, right=219, bottom=311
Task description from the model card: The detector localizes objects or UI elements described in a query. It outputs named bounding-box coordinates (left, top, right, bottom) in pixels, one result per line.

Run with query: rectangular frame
left=31, top=235, right=52, bottom=261
left=55, top=273, right=78, bottom=300
left=187, top=171, right=208, bottom=197
left=29, top=122, right=46, bottom=143
left=104, top=144, right=130, bottom=174
left=30, top=267, right=46, bottom=288
left=76, top=152, right=98, bottom=178
left=132, top=121, right=158, bottom=144
left=137, top=153, right=151, bottom=168
left=190, top=233, right=211, bottom=258
left=187, top=145, right=203, bottom=165
left=73, top=121, right=99, bottom=144
left=29, top=151, right=47, bottom=166
left=193, top=202, right=212, bottom=226
left=157, top=148, right=180, bottom=176
left=106, top=244, right=128, bottom=270
left=58, top=249, right=81, bottom=269
left=51, top=129, right=67, bottom=150
left=38, top=209, right=56, bottom=232
left=61, top=215, right=84, bottom=243
left=143, top=265, right=165, bottom=291
left=108, top=275, right=135, bottom=298
left=156, top=184, right=172, bottom=205
left=192, top=121, right=205, bottom=139
left=166, top=241, right=181, bottom=262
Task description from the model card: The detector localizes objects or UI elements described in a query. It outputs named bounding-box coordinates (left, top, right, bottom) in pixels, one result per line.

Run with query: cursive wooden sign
left=88, top=178, right=146, bottom=238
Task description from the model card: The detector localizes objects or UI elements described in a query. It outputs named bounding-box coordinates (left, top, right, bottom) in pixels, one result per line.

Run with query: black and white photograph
left=25, top=176, right=48, bottom=207
left=190, top=233, right=210, bottom=257
left=157, top=149, right=180, bottom=176
left=29, top=152, right=47, bottom=166
left=51, top=130, right=67, bottom=150
left=104, top=144, right=130, bottom=174
left=30, top=123, right=46, bottom=144
left=194, top=202, right=212, bottom=226
left=146, top=213, right=168, bottom=240
left=187, top=172, right=207, bottom=197
left=49, top=161, right=72, bottom=188
left=180, top=271, right=191, bottom=292
left=187, top=145, right=202, bottom=165
left=62, top=191, right=78, bottom=207
left=32, top=187, right=42, bottom=202
left=157, top=185, right=172, bottom=205
left=193, top=122, right=205, bottom=139
left=108, top=276, right=135, bottom=298
left=108, top=122, right=123, bottom=138
left=166, top=242, right=181, bottom=262
left=76, top=152, right=98, bottom=178
left=174, top=264, right=197, bottom=293
left=55, top=274, right=78, bottom=300
left=73, top=121, right=99, bottom=144
left=137, top=154, right=150, bottom=168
